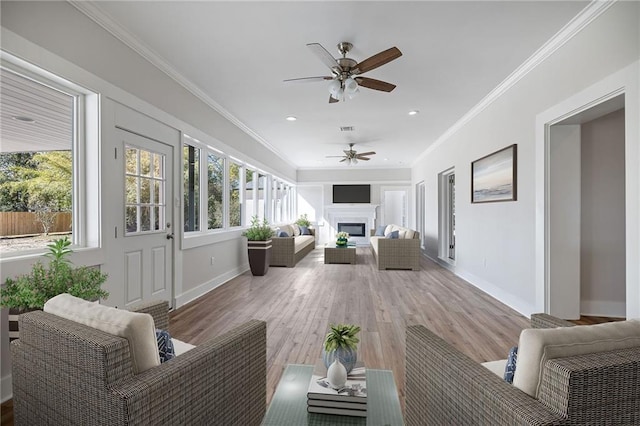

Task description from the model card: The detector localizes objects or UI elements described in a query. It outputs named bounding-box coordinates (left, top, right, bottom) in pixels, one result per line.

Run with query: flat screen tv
left=333, top=185, right=371, bottom=204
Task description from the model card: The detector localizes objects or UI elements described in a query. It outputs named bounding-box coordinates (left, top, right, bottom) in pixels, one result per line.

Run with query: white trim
left=412, top=0, right=616, bottom=166
left=0, top=373, right=11, bottom=403
left=580, top=300, right=627, bottom=318
left=424, top=253, right=536, bottom=318
left=68, top=1, right=297, bottom=172
left=174, top=265, right=248, bottom=309
left=535, top=62, right=640, bottom=318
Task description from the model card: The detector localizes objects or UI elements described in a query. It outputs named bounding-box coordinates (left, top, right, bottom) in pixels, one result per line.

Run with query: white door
left=118, top=129, right=174, bottom=307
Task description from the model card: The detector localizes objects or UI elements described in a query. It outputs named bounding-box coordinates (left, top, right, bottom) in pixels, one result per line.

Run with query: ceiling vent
left=340, top=126, right=355, bottom=132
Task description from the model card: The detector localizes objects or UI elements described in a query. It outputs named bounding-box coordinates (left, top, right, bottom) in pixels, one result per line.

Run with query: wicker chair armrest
left=530, top=313, right=575, bottom=329
left=127, top=299, right=169, bottom=330
left=113, top=319, right=267, bottom=426
left=406, top=325, right=564, bottom=425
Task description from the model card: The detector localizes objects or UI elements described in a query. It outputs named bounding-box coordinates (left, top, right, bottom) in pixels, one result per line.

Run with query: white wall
left=580, top=109, right=626, bottom=316
left=412, top=2, right=640, bottom=317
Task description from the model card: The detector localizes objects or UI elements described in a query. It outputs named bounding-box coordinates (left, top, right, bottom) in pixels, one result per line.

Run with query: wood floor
left=2, top=247, right=615, bottom=424
left=169, top=247, right=530, bottom=413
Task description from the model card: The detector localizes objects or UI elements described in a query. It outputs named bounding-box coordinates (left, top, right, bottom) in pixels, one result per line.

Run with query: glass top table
left=262, top=364, right=404, bottom=425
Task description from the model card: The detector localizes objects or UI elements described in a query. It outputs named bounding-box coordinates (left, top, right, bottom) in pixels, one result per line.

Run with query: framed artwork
left=471, top=144, right=517, bottom=203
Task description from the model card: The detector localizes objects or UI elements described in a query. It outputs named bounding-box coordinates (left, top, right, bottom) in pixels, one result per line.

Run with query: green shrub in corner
left=0, top=237, right=109, bottom=310
left=242, top=216, right=275, bottom=241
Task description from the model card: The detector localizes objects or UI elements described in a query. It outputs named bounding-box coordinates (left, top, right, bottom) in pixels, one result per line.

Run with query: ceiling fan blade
left=354, top=77, right=396, bottom=92
left=307, top=43, right=342, bottom=73
left=283, top=76, right=333, bottom=83
left=339, top=158, right=348, bottom=162
left=356, top=151, right=376, bottom=157
left=352, top=47, right=402, bottom=75
left=356, top=156, right=371, bottom=161
left=325, top=155, right=345, bottom=158
left=329, top=95, right=339, bottom=104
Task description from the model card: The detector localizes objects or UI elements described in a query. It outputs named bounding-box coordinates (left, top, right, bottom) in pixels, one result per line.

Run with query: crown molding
left=68, top=1, right=298, bottom=171
left=412, top=0, right=616, bottom=166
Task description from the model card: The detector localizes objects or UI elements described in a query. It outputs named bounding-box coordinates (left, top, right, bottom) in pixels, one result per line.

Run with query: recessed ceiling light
left=285, top=116, right=297, bottom=121
left=408, top=110, right=419, bottom=116
left=12, top=115, right=36, bottom=123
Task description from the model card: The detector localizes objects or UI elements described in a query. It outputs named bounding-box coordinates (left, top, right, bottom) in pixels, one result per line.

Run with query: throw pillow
left=155, top=329, right=175, bottom=363
left=299, top=226, right=311, bottom=235
left=504, top=346, right=518, bottom=384
left=292, top=224, right=301, bottom=237
left=386, top=230, right=399, bottom=239
left=374, top=225, right=386, bottom=236
left=277, top=230, right=289, bottom=237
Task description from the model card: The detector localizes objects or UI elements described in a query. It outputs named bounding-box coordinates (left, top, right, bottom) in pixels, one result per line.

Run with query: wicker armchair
left=406, top=314, right=640, bottom=425
left=10, top=301, right=267, bottom=426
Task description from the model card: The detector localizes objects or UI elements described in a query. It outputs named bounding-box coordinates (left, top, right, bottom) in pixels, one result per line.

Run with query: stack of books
left=307, top=366, right=367, bottom=417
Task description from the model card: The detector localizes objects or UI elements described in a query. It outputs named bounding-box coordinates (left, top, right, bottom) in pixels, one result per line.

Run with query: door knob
left=166, top=233, right=174, bottom=240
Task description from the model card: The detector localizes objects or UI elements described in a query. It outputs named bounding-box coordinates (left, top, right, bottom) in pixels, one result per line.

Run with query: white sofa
left=369, top=224, right=420, bottom=270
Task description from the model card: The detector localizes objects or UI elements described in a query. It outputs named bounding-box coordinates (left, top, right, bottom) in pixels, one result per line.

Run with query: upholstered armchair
left=406, top=314, right=640, bottom=425
left=10, top=297, right=267, bottom=426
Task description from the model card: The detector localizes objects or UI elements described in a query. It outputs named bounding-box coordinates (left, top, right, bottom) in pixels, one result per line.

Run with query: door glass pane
left=125, top=145, right=166, bottom=235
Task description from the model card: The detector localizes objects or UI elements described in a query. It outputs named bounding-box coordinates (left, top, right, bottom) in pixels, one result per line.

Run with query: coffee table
left=324, top=242, right=357, bottom=264
left=262, top=364, right=404, bottom=425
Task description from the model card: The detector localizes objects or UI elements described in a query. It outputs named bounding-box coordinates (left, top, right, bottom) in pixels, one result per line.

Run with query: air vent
left=340, top=126, right=354, bottom=132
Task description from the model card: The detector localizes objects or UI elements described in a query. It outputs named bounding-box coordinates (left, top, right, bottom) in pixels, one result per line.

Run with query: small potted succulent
left=0, top=237, right=109, bottom=340
left=322, top=323, right=361, bottom=373
left=242, top=215, right=275, bottom=276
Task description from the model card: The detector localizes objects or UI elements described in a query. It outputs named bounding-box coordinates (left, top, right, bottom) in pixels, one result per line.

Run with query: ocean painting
left=472, top=144, right=517, bottom=203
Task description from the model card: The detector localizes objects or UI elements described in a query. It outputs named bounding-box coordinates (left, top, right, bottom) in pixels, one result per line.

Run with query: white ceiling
left=80, top=1, right=588, bottom=170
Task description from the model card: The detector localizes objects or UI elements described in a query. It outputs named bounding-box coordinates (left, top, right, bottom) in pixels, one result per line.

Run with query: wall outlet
left=210, top=256, right=215, bottom=265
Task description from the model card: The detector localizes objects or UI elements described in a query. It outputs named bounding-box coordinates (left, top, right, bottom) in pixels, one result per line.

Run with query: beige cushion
left=292, top=224, right=301, bottom=237
left=513, top=319, right=640, bottom=398
left=44, top=293, right=160, bottom=374
left=384, top=225, right=394, bottom=237
left=404, top=229, right=416, bottom=239
left=482, top=359, right=507, bottom=378
left=294, top=235, right=314, bottom=253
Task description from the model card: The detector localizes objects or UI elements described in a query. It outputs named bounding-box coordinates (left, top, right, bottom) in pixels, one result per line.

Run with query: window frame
left=0, top=57, right=99, bottom=261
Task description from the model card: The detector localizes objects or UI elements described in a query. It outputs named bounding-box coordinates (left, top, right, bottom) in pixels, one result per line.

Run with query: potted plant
left=336, top=231, right=349, bottom=247
left=1, top=237, right=109, bottom=340
left=322, top=323, right=361, bottom=373
left=295, top=214, right=311, bottom=228
left=242, top=215, right=275, bottom=276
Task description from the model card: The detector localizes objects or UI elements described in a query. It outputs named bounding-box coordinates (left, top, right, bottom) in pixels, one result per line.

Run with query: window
left=416, top=181, right=426, bottom=249
left=207, top=153, right=223, bottom=230
left=244, top=167, right=255, bottom=225
left=125, top=146, right=166, bottom=234
left=0, top=61, right=96, bottom=256
left=228, top=160, right=242, bottom=227
left=257, top=173, right=267, bottom=221
left=183, top=143, right=200, bottom=232
left=181, top=134, right=294, bottom=242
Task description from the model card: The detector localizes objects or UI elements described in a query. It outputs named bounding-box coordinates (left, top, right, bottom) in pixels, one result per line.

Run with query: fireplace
left=338, top=222, right=366, bottom=237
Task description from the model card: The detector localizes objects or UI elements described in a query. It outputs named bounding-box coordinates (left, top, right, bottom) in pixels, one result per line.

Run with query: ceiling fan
left=327, top=143, right=376, bottom=165
left=284, top=42, right=402, bottom=103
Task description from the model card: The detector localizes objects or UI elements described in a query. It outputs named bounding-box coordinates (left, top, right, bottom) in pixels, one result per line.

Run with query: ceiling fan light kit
left=285, top=41, right=402, bottom=103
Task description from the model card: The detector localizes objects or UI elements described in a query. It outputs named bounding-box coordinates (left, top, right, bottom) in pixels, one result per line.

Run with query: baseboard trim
left=174, top=264, right=249, bottom=309
left=423, top=253, right=536, bottom=317
left=581, top=299, right=626, bottom=318
left=1, top=373, right=12, bottom=403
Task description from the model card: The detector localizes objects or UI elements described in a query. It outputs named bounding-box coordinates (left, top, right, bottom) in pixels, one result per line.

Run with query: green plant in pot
left=242, top=216, right=275, bottom=276
left=294, top=214, right=311, bottom=228
left=0, top=237, right=109, bottom=340
left=322, top=323, right=361, bottom=374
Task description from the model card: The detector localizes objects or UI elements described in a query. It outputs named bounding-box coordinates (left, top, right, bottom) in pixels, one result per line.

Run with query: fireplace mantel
left=325, top=204, right=379, bottom=246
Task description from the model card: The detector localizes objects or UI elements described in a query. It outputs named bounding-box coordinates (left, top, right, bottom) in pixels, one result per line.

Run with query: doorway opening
left=547, top=94, right=626, bottom=319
